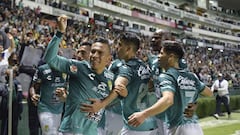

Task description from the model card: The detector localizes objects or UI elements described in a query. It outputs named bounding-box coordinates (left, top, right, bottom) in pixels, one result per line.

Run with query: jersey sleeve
left=118, top=64, right=132, bottom=82
left=158, top=73, right=176, bottom=93
left=43, top=31, right=74, bottom=74
left=193, top=73, right=206, bottom=93
left=32, top=67, right=42, bottom=84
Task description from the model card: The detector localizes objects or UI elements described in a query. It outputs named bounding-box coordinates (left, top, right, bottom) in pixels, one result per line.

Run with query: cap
left=218, top=73, right=223, bottom=77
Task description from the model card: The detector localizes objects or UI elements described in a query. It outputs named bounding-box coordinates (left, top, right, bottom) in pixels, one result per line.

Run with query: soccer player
left=43, top=15, right=125, bottom=135
left=128, top=41, right=213, bottom=135
left=29, top=63, right=67, bottom=135
left=147, top=29, right=189, bottom=135
left=76, top=42, right=91, bottom=61
left=81, top=32, right=158, bottom=135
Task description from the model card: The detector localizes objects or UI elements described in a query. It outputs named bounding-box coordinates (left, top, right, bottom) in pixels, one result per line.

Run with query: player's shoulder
left=108, top=59, right=123, bottom=70
left=38, top=63, right=50, bottom=70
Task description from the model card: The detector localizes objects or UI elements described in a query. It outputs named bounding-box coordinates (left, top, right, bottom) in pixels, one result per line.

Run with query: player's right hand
left=114, top=84, right=128, bottom=97
left=57, top=14, right=68, bottom=33
left=31, top=94, right=40, bottom=106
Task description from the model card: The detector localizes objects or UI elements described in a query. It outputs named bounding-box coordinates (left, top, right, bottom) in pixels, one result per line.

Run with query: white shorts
left=169, top=123, right=203, bottom=135
left=104, top=110, right=124, bottom=135
left=120, top=127, right=158, bottom=135
left=156, top=119, right=168, bottom=135
left=61, top=133, right=82, bottom=135
left=98, top=127, right=107, bottom=135
left=38, top=112, right=62, bottom=135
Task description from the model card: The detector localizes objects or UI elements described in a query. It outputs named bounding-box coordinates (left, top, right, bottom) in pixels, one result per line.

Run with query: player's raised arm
left=43, top=15, right=74, bottom=73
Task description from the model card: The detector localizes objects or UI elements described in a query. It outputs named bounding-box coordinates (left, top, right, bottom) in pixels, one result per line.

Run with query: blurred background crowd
left=0, top=0, right=239, bottom=89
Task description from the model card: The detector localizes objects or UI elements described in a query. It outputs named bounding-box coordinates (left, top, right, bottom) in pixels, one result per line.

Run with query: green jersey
left=44, top=32, right=114, bottom=135
left=33, top=64, right=66, bottom=114
left=97, top=59, right=123, bottom=129
left=147, top=54, right=165, bottom=120
left=107, top=59, right=123, bottom=114
left=158, top=68, right=205, bottom=128
left=119, top=58, right=157, bottom=131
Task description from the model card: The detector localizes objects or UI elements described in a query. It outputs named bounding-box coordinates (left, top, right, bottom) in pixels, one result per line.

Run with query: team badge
left=70, top=65, right=78, bottom=73
left=44, top=125, right=49, bottom=132
left=107, top=80, right=113, bottom=91
left=62, top=73, right=67, bottom=80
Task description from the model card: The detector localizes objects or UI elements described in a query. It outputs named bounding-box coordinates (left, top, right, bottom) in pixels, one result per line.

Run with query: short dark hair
left=94, top=37, right=109, bottom=45
left=119, top=32, right=140, bottom=52
left=94, top=37, right=111, bottom=54
left=80, top=41, right=92, bottom=47
left=162, top=40, right=184, bottom=59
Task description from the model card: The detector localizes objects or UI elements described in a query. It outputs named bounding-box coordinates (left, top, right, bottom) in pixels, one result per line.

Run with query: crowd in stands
left=100, top=0, right=240, bottom=38
left=184, top=35, right=240, bottom=51
left=0, top=0, right=239, bottom=90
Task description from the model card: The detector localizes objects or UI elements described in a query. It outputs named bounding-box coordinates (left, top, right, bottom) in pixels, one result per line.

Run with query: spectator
left=0, top=52, right=23, bottom=135
left=211, top=73, right=231, bottom=119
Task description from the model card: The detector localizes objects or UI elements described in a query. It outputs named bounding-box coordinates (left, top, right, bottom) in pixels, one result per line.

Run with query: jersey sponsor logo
left=137, top=65, right=151, bottom=79
left=43, top=69, right=52, bottom=75
left=98, top=82, right=108, bottom=93
left=159, top=80, right=172, bottom=86
left=70, top=65, right=78, bottom=73
left=51, top=82, right=65, bottom=87
left=104, top=72, right=114, bottom=80
left=88, top=73, right=95, bottom=80
left=177, top=76, right=196, bottom=90
left=87, top=108, right=104, bottom=122
left=46, top=75, right=52, bottom=81
left=55, top=77, right=61, bottom=83
left=92, top=82, right=109, bottom=97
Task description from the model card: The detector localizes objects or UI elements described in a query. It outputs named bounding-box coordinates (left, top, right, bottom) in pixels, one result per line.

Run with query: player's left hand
left=80, top=98, right=103, bottom=113
left=184, top=103, right=197, bottom=118
left=55, top=87, right=67, bottom=101
left=128, top=112, right=146, bottom=127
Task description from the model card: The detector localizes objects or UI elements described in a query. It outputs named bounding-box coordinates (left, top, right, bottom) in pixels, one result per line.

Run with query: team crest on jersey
left=107, top=80, right=113, bottom=91
left=62, top=73, right=67, bottom=80
left=70, top=65, right=77, bottom=73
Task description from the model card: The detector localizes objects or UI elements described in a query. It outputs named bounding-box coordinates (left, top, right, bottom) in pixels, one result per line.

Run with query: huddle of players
left=31, top=15, right=212, bottom=135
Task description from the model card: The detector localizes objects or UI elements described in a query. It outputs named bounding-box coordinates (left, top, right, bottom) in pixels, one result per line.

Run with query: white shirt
left=211, top=79, right=229, bottom=96
left=0, top=49, right=11, bottom=83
